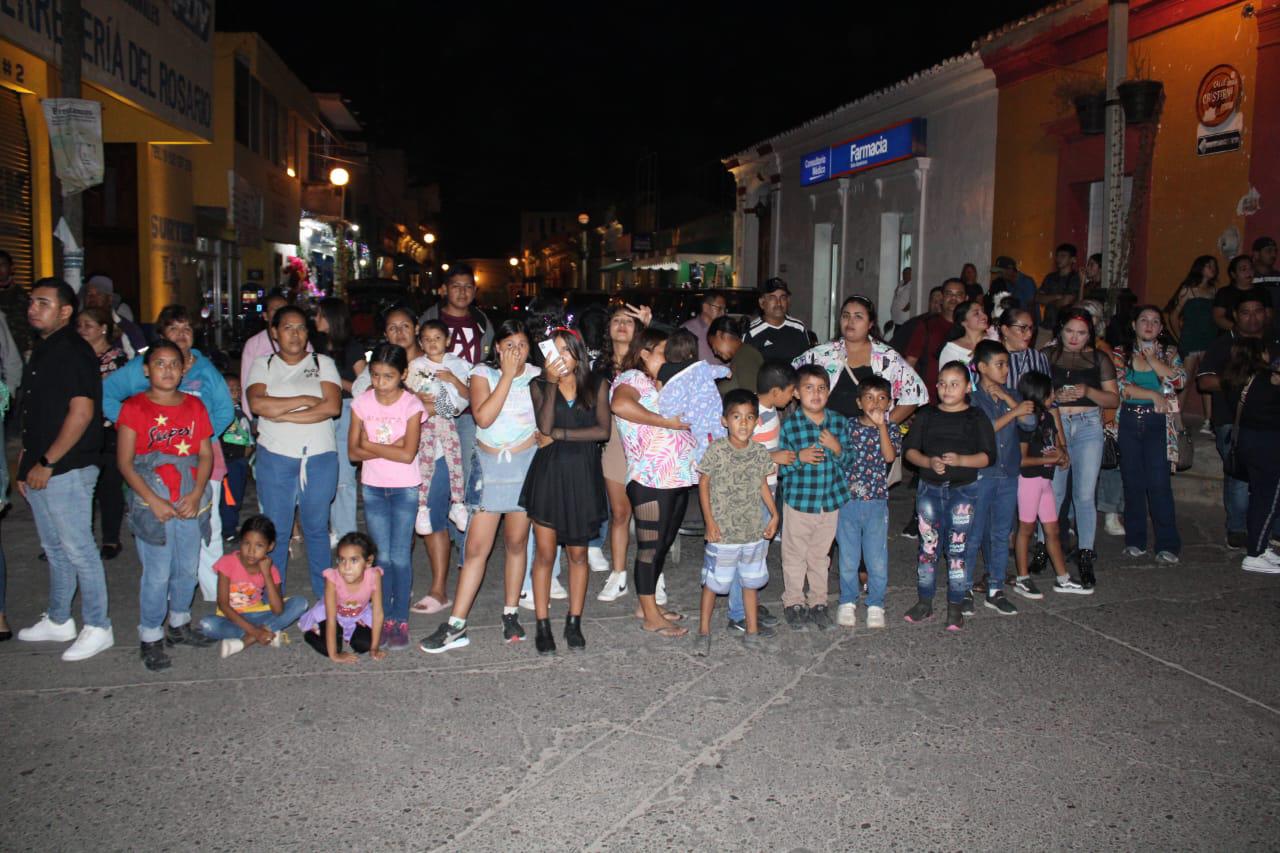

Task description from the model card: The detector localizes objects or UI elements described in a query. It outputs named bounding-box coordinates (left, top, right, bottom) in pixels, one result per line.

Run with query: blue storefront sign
left=799, top=118, right=926, bottom=186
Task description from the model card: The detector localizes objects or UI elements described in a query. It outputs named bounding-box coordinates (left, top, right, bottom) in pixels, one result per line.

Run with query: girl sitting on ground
left=299, top=532, right=386, bottom=663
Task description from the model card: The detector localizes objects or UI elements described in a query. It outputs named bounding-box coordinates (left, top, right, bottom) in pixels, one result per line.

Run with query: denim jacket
left=971, top=384, right=1035, bottom=478
left=128, top=451, right=213, bottom=546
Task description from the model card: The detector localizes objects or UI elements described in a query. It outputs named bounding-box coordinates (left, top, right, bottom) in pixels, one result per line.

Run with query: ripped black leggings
left=626, top=482, right=689, bottom=596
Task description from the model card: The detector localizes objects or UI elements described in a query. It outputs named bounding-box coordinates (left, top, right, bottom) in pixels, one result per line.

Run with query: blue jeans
left=331, top=399, right=358, bottom=537
left=1118, top=406, right=1180, bottom=554
left=198, top=597, right=309, bottom=640
left=916, top=480, right=979, bottom=605
left=836, top=499, right=889, bottom=608
left=255, top=447, right=339, bottom=599
left=973, top=475, right=1017, bottom=588
left=1052, top=409, right=1103, bottom=551
left=362, top=484, right=418, bottom=623
left=136, top=516, right=204, bottom=642
left=220, top=456, right=251, bottom=535
left=1215, top=423, right=1249, bottom=534
left=1096, top=465, right=1124, bottom=514
left=26, top=466, right=110, bottom=628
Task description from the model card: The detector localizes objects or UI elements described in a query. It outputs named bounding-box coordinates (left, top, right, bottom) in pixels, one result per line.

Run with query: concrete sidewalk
left=1, top=446, right=1278, bottom=850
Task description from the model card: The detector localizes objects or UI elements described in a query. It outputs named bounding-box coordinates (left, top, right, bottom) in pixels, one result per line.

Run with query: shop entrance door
left=83, top=143, right=140, bottom=311
left=0, top=89, right=35, bottom=287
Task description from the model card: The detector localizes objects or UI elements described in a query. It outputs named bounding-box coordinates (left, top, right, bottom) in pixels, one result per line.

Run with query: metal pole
left=1102, top=0, right=1129, bottom=294
left=60, top=0, right=84, bottom=285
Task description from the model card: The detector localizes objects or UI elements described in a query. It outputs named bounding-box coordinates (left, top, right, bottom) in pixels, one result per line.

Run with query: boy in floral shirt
left=834, top=376, right=901, bottom=630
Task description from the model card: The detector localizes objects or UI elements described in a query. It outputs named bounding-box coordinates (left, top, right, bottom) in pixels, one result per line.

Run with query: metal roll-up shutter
left=0, top=88, right=34, bottom=285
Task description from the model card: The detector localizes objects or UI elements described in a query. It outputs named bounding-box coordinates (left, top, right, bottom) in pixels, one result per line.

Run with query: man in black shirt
left=1213, top=254, right=1272, bottom=332
left=744, top=278, right=816, bottom=366
left=1198, top=292, right=1280, bottom=548
left=15, top=279, right=114, bottom=662
left=1251, top=236, right=1280, bottom=334
left=1036, top=243, right=1081, bottom=332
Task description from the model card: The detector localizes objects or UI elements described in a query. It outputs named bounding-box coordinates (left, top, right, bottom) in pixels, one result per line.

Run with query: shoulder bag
left=1223, top=377, right=1255, bottom=480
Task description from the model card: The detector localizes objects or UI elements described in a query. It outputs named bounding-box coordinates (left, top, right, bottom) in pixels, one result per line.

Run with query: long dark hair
left=1017, top=369, right=1054, bottom=415
left=1119, top=304, right=1174, bottom=366
left=1053, top=306, right=1097, bottom=347
left=944, top=299, right=984, bottom=346
left=542, top=330, right=597, bottom=408
left=622, top=327, right=669, bottom=377
left=315, top=297, right=353, bottom=352
left=1221, top=336, right=1266, bottom=396
left=1165, top=255, right=1218, bottom=316
left=839, top=295, right=881, bottom=343
left=600, top=304, right=645, bottom=377
left=484, top=318, right=531, bottom=369
left=367, top=342, right=409, bottom=376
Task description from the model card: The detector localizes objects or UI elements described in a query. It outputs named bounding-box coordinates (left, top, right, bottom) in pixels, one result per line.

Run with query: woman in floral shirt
left=792, top=295, right=927, bottom=423
left=610, top=328, right=695, bottom=638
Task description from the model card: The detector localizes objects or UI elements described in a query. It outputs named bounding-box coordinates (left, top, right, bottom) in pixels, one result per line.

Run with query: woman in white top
left=246, top=305, right=342, bottom=599
left=937, top=299, right=991, bottom=372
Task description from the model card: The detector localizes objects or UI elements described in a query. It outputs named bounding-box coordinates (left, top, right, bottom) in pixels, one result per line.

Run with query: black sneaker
left=1227, top=530, right=1247, bottom=550
left=1012, top=576, right=1043, bottom=600
left=946, top=602, right=964, bottom=632
left=960, top=591, right=976, bottom=617
left=901, top=514, right=919, bottom=540
left=808, top=604, right=832, bottom=631
left=140, top=640, right=172, bottom=671
left=903, top=599, right=933, bottom=623
left=983, top=591, right=1018, bottom=615
left=501, top=613, right=525, bottom=643
left=1077, top=549, right=1097, bottom=589
left=1029, top=542, right=1048, bottom=575
left=164, top=623, right=216, bottom=648
left=784, top=605, right=808, bottom=631
left=756, top=604, right=779, bottom=628
left=420, top=621, right=469, bottom=654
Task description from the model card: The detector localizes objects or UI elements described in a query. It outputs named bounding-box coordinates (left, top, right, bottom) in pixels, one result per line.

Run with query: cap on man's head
left=86, top=274, right=114, bottom=294
left=991, top=256, right=1018, bottom=273
left=760, top=277, right=790, bottom=295
left=1253, top=236, right=1278, bottom=252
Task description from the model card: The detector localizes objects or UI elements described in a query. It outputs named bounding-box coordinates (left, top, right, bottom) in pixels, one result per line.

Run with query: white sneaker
left=518, top=590, right=536, bottom=610
left=1262, top=550, right=1280, bottom=569
left=1242, top=555, right=1280, bottom=575
left=415, top=505, right=433, bottom=536
left=219, top=638, right=245, bottom=658
left=549, top=576, right=568, bottom=600
left=597, top=571, right=628, bottom=602
left=1122, top=546, right=1146, bottom=558
left=655, top=575, right=668, bottom=606
left=1053, top=576, right=1094, bottom=595
left=587, top=546, right=610, bottom=573
left=18, top=614, right=77, bottom=643
left=836, top=602, right=857, bottom=628
left=1154, top=551, right=1180, bottom=565
left=61, top=625, right=115, bottom=661
left=866, top=606, right=886, bottom=629
left=448, top=502, right=470, bottom=532
left=1104, top=513, right=1125, bottom=536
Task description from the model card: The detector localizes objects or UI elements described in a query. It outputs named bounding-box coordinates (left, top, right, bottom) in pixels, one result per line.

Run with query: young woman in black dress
left=521, top=329, right=611, bottom=654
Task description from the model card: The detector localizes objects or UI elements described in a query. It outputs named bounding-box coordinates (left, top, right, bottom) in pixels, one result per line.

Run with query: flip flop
left=642, top=623, right=688, bottom=638
left=411, top=595, right=451, bottom=614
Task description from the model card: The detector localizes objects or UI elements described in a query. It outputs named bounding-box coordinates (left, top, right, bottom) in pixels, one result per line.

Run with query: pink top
left=352, top=388, right=427, bottom=487
left=323, top=566, right=382, bottom=618
left=213, top=552, right=282, bottom=615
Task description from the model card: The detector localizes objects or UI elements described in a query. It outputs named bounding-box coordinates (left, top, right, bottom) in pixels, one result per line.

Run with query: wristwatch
left=38, top=455, right=52, bottom=468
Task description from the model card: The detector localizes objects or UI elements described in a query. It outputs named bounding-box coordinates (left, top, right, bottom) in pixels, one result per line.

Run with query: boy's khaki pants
left=781, top=505, right=838, bottom=609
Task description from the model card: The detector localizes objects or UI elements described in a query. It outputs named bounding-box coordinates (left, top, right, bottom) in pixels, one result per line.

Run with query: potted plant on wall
left=1118, top=53, right=1163, bottom=125
left=1056, top=76, right=1107, bottom=135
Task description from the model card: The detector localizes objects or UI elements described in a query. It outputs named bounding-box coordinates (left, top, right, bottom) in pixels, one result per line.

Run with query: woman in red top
left=116, top=340, right=215, bottom=672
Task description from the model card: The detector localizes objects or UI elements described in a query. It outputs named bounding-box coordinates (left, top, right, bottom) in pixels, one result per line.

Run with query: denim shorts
left=701, top=540, right=768, bottom=594
left=466, top=445, right=535, bottom=514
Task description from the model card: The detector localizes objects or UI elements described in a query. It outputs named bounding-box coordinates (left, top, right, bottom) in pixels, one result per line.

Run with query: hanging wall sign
left=799, top=118, right=926, bottom=186
left=1196, top=65, right=1242, bottom=127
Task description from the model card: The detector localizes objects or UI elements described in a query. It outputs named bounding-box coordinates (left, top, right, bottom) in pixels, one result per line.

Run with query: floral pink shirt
left=610, top=369, right=697, bottom=489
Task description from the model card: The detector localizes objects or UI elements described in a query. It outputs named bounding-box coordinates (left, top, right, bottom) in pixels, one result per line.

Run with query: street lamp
left=508, top=256, right=519, bottom=267
left=577, top=213, right=590, bottom=290
left=329, top=167, right=352, bottom=295
left=423, top=232, right=436, bottom=244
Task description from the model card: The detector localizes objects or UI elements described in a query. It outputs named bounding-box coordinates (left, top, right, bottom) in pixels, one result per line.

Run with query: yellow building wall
left=138, top=144, right=199, bottom=319
left=0, top=40, right=54, bottom=279
left=992, top=3, right=1259, bottom=305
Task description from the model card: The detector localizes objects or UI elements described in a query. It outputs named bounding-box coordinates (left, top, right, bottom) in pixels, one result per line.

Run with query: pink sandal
left=411, top=594, right=451, bottom=614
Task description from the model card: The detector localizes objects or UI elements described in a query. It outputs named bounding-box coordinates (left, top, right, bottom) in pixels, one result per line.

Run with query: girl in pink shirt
left=348, top=343, right=425, bottom=650
left=299, top=532, right=386, bottom=662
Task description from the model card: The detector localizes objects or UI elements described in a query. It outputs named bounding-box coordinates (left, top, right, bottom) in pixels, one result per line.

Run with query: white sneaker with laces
left=866, top=606, right=886, bottom=629
left=836, top=602, right=857, bottom=628
left=448, top=502, right=469, bottom=532
left=1154, top=551, right=1179, bottom=564
left=587, top=546, right=610, bottom=573
left=415, top=505, right=433, bottom=536
left=655, top=575, right=668, bottom=606
left=61, top=625, right=114, bottom=661
left=597, top=571, right=628, bottom=602
left=1053, top=576, right=1094, bottom=595
left=1242, top=555, right=1280, bottom=575
left=1122, top=546, right=1146, bottom=558
left=220, top=638, right=245, bottom=658
left=549, top=576, right=568, bottom=600
left=1262, top=550, right=1280, bottom=568
left=1104, top=513, right=1125, bottom=536
left=18, top=614, right=77, bottom=643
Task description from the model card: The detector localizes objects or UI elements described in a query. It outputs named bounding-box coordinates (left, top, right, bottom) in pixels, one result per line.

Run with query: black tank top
left=1049, top=349, right=1102, bottom=408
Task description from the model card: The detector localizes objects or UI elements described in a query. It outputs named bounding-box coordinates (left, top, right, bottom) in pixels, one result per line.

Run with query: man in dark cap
left=744, top=277, right=816, bottom=366
left=991, top=256, right=1040, bottom=326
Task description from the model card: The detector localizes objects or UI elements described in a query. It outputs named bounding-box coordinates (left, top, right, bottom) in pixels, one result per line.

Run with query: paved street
left=2, top=440, right=1279, bottom=851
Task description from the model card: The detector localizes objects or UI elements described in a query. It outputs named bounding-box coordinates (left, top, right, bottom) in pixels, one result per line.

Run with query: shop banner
left=42, top=99, right=104, bottom=195
left=799, top=118, right=927, bottom=186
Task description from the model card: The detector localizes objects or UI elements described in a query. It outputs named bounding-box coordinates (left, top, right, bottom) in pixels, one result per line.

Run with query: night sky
left=215, top=2, right=1047, bottom=258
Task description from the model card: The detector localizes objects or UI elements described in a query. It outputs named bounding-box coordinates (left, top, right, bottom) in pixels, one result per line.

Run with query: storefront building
left=724, top=54, right=996, bottom=339
left=1, top=0, right=214, bottom=319
left=979, top=0, right=1276, bottom=305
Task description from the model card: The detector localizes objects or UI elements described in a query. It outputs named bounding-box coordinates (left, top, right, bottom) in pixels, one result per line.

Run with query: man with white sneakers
left=17, top=279, right=115, bottom=660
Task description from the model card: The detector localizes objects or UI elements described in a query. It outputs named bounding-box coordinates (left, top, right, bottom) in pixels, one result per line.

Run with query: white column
left=913, top=157, right=932, bottom=310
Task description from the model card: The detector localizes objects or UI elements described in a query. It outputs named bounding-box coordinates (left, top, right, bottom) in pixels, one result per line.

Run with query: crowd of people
left=1, top=235, right=1279, bottom=667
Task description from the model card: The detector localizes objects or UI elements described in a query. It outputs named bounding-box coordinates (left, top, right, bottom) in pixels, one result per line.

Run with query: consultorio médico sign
left=800, top=118, right=927, bottom=187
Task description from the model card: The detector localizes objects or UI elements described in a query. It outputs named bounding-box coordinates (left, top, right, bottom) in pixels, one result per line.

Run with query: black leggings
left=626, top=482, right=688, bottom=596
left=95, top=448, right=125, bottom=545
left=302, top=622, right=373, bottom=656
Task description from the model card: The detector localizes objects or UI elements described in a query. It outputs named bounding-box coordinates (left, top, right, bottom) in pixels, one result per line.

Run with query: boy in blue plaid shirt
left=778, top=364, right=850, bottom=631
